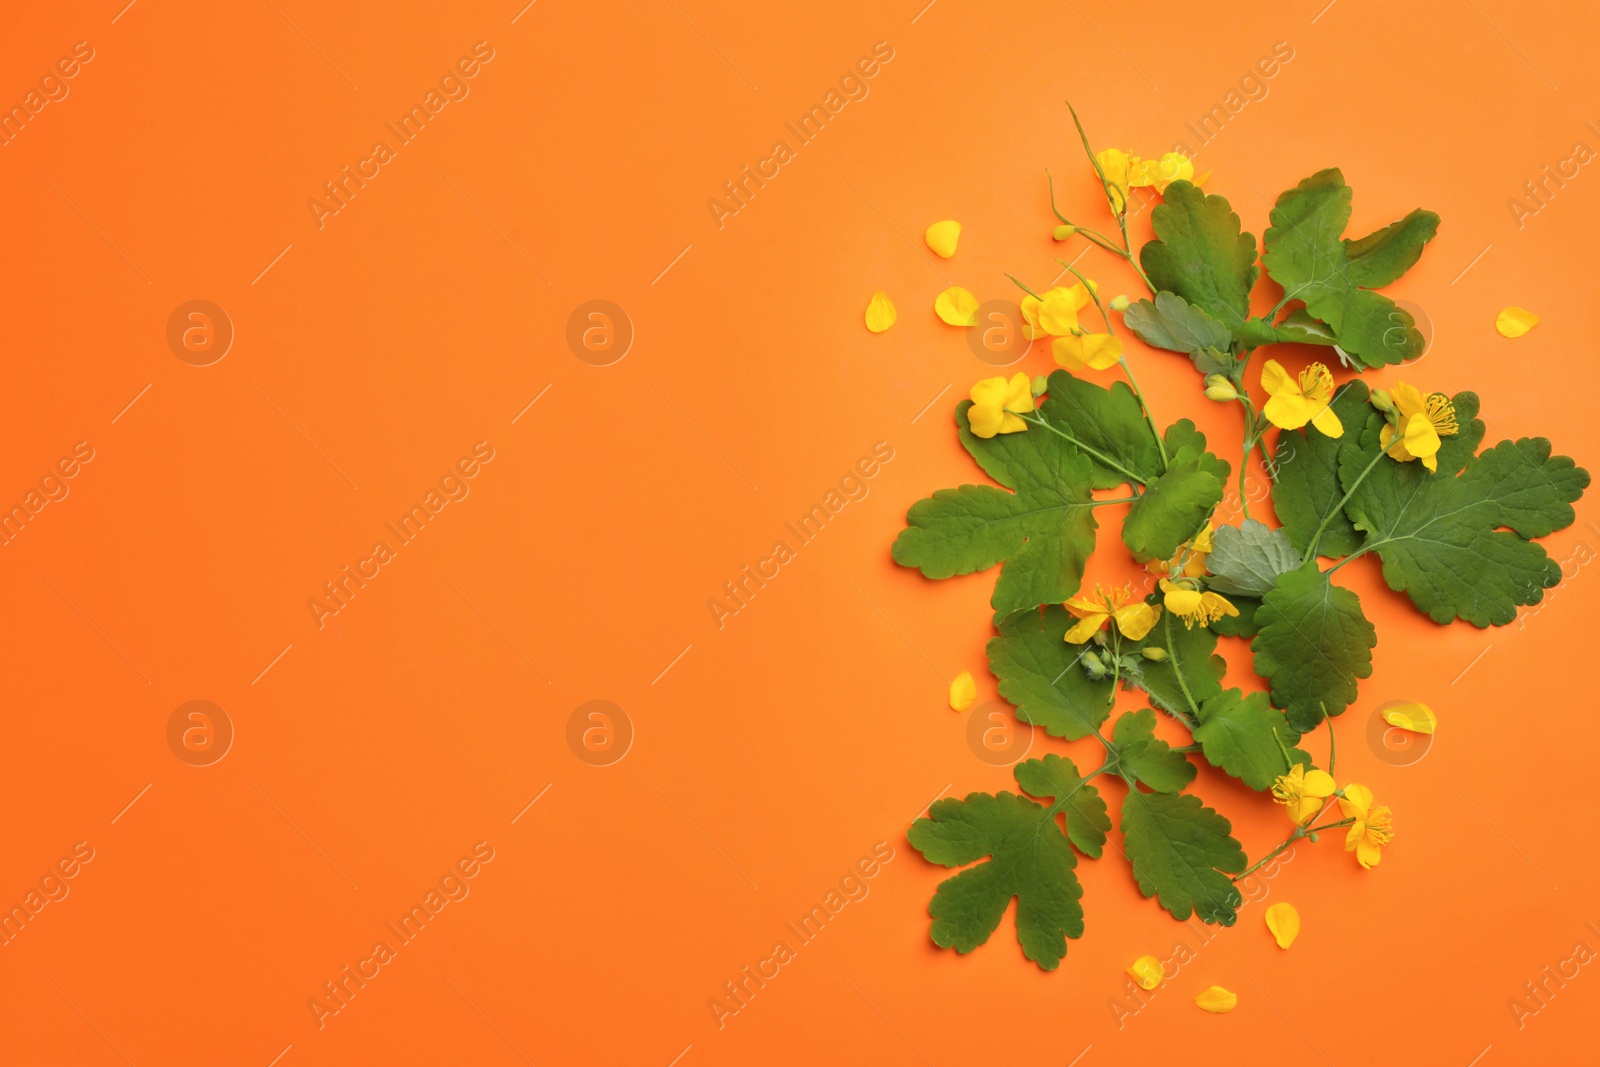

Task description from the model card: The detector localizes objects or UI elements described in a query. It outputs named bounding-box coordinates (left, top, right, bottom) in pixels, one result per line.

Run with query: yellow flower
left=925, top=220, right=961, bottom=259
left=1264, top=902, right=1300, bottom=950
left=1261, top=359, right=1343, bottom=436
left=967, top=374, right=1033, bottom=438
left=1094, top=148, right=1132, bottom=211
left=1159, top=579, right=1237, bottom=628
left=1062, top=585, right=1160, bottom=643
left=1378, top=382, right=1458, bottom=473
left=1496, top=306, right=1539, bottom=338
left=1020, top=282, right=1095, bottom=340
left=1127, top=955, right=1163, bottom=990
left=1130, top=151, right=1195, bottom=192
left=864, top=291, right=896, bottom=333
left=1194, top=986, right=1237, bottom=1014
left=1148, top=522, right=1213, bottom=579
left=1053, top=333, right=1123, bottom=371
left=1337, top=783, right=1394, bottom=870
left=948, top=670, right=976, bottom=712
left=1271, top=763, right=1336, bottom=825
left=935, top=286, right=980, bottom=326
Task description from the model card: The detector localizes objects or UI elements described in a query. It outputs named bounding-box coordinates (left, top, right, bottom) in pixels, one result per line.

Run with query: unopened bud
left=1141, top=646, right=1168, bottom=662
left=1053, top=224, right=1077, bottom=240
left=1308, top=832, right=1321, bottom=843
left=1370, top=388, right=1394, bottom=413
left=1203, top=375, right=1238, bottom=402
left=1081, top=650, right=1106, bottom=678
left=1108, top=294, right=1130, bottom=312
left=1030, top=375, right=1049, bottom=397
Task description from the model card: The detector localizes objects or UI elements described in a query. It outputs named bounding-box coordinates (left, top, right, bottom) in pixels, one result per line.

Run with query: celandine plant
left=892, top=108, right=1590, bottom=971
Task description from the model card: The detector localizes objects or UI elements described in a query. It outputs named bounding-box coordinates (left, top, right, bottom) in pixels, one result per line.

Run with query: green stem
left=1116, top=356, right=1169, bottom=471
left=1301, top=447, right=1386, bottom=565
left=1018, top=412, right=1147, bottom=486
left=1326, top=719, right=1337, bottom=775
left=1063, top=101, right=1156, bottom=294
left=1160, top=615, right=1201, bottom=729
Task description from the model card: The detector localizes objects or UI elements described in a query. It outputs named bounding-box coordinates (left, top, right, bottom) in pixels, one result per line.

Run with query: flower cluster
left=1272, top=764, right=1395, bottom=869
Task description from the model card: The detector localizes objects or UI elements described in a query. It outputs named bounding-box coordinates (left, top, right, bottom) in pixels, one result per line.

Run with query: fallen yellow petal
left=948, top=671, right=976, bottom=712
left=925, top=220, right=961, bottom=259
left=1127, top=955, right=1163, bottom=991
left=1496, top=306, right=1540, bottom=338
left=865, top=291, right=896, bottom=333
left=935, top=286, right=980, bottom=327
left=1264, top=902, right=1300, bottom=950
left=1194, top=986, right=1237, bottom=1013
left=1382, top=702, right=1437, bottom=734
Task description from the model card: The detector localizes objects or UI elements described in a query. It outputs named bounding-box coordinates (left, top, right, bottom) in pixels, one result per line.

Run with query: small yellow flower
left=925, top=220, right=961, bottom=259
left=864, top=291, right=896, bottom=333
left=1159, top=579, right=1237, bottom=628
left=1094, top=148, right=1132, bottom=211
left=1381, top=702, right=1436, bottom=734
left=1261, top=359, right=1343, bottom=436
left=1148, top=522, right=1213, bottom=579
left=1127, top=955, right=1163, bottom=990
left=935, top=286, right=980, bottom=326
left=1194, top=986, right=1237, bottom=1014
left=1496, top=306, right=1539, bottom=338
left=1271, top=763, right=1337, bottom=825
left=1264, top=902, right=1300, bottom=950
left=1130, top=151, right=1195, bottom=192
left=1379, top=382, right=1458, bottom=473
left=948, top=671, right=976, bottom=712
left=1337, top=783, right=1394, bottom=870
left=967, top=374, right=1033, bottom=438
left=1053, top=332, right=1123, bottom=371
left=1020, top=282, right=1095, bottom=340
left=1062, top=585, right=1160, bottom=643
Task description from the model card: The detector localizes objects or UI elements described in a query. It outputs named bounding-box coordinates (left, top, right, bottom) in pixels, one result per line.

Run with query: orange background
left=1, top=1, right=1597, bottom=1064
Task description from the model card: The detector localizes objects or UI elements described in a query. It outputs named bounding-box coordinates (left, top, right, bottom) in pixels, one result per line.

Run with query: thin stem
left=1018, top=412, right=1147, bottom=486
left=1327, top=720, right=1337, bottom=775
left=1233, top=834, right=1301, bottom=882
left=1058, top=261, right=1116, bottom=334
left=1006, top=273, right=1042, bottom=301
left=1160, top=614, right=1201, bottom=729
left=1115, top=356, right=1169, bottom=470
left=1302, top=447, right=1387, bottom=565
left=1064, top=101, right=1157, bottom=294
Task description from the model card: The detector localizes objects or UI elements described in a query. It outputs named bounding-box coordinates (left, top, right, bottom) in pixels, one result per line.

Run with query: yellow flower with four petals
left=1261, top=359, right=1344, bottom=436
left=1271, top=763, right=1336, bottom=825
left=1158, top=578, right=1237, bottom=628
left=1378, top=382, right=1458, bottom=473
left=1062, top=585, right=1160, bottom=644
left=1338, top=783, right=1394, bottom=869
left=967, top=374, right=1034, bottom=439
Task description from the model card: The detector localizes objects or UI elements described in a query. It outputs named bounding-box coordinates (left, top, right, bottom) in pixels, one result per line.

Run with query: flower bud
left=1370, top=388, right=1394, bottom=413
left=1140, top=646, right=1168, bottom=662
left=1203, top=375, right=1238, bottom=402
left=1108, top=294, right=1130, bottom=312
left=1053, top=224, right=1076, bottom=240
left=1308, top=832, right=1320, bottom=843
left=1030, top=375, right=1049, bottom=397
left=1081, top=650, right=1106, bottom=679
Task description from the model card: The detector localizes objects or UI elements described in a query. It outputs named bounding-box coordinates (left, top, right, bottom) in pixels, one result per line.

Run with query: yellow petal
left=1127, top=955, right=1164, bottom=991
left=1262, top=392, right=1316, bottom=431
left=1162, top=584, right=1203, bottom=616
left=1004, top=373, right=1035, bottom=414
left=1062, top=612, right=1108, bottom=644
left=935, top=287, right=980, bottom=327
left=1302, top=769, right=1336, bottom=798
left=925, top=220, right=961, bottom=259
left=1259, top=359, right=1295, bottom=398
left=948, top=670, right=976, bottom=712
left=1113, top=603, right=1160, bottom=642
left=1496, top=306, right=1539, bottom=338
left=1038, top=289, right=1082, bottom=336
left=865, top=291, right=896, bottom=333
left=1338, top=783, right=1373, bottom=820
left=1382, top=702, right=1437, bottom=734
left=1355, top=838, right=1383, bottom=869
left=1264, top=902, right=1300, bottom=950
left=1310, top=404, right=1345, bottom=438
left=1194, top=986, right=1237, bottom=1014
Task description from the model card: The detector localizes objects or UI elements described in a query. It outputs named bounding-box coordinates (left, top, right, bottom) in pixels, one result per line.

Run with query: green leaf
left=1344, top=393, right=1590, bottom=626
left=1123, top=291, right=1232, bottom=355
left=1140, top=181, right=1259, bottom=335
left=1193, top=688, right=1311, bottom=791
left=1014, top=753, right=1112, bottom=858
left=1111, top=709, right=1196, bottom=793
left=1123, top=610, right=1227, bottom=721
left=1272, top=308, right=1337, bottom=346
left=988, top=606, right=1112, bottom=741
left=1190, top=346, right=1239, bottom=378
left=1206, top=519, right=1301, bottom=597
left=1261, top=169, right=1439, bottom=369
left=1120, top=790, right=1246, bottom=924
left=1271, top=380, right=1380, bottom=557
left=908, top=790, right=1085, bottom=970
left=1236, top=317, right=1279, bottom=350
left=1209, top=595, right=1261, bottom=638
left=1252, top=562, right=1376, bottom=730
left=1123, top=423, right=1230, bottom=560
left=1037, top=369, right=1161, bottom=490
left=893, top=401, right=1100, bottom=620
